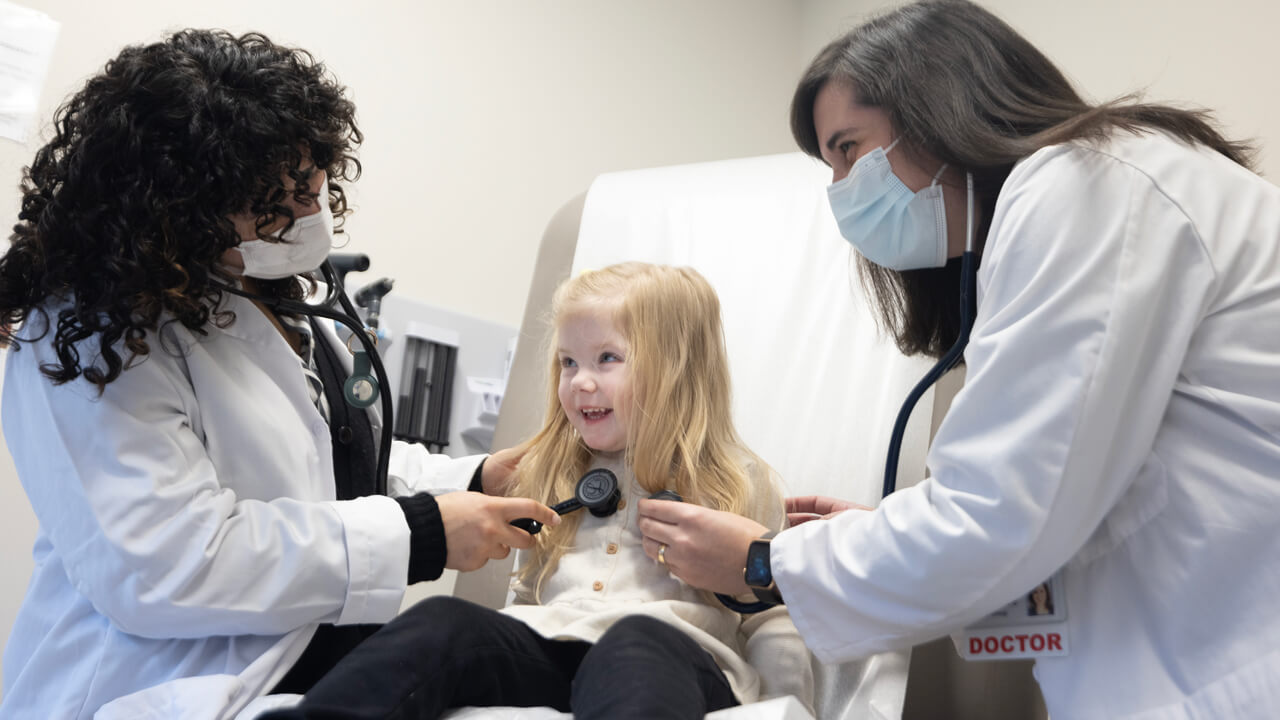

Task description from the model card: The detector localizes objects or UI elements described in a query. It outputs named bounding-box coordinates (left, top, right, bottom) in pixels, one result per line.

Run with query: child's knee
left=401, top=595, right=470, bottom=619
left=392, top=595, right=494, bottom=642
left=594, top=615, right=682, bottom=658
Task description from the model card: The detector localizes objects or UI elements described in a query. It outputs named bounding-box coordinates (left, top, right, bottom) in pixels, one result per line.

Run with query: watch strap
left=744, top=531, right=783, bottom=605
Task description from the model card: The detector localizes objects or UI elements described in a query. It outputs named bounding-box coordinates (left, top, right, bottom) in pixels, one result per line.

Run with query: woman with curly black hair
left=0, top=29, right=556, bottom=720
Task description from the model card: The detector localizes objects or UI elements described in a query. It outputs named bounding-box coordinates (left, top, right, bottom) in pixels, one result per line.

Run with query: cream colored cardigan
left=502, top=454, right=814, bottom=711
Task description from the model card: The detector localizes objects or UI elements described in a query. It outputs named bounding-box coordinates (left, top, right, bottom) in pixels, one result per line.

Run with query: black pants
left=261, top=596, right=738, bottom=720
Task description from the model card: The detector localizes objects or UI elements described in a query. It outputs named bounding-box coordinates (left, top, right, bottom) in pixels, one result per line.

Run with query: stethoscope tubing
left=219, top=261, right=394, bottom=496
left=881, top=250, right=977, bottom=498
left=882, top=172, right=979, bottom=500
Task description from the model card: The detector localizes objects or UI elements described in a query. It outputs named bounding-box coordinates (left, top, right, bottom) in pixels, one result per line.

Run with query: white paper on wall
left=0, top=0, right=59, bottom=143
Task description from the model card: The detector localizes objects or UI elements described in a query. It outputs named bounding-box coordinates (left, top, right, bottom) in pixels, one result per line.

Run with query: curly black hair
left=0, top=29, right=362, bottom=391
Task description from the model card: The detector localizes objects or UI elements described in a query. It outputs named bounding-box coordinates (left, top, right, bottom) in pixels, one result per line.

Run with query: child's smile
left=557, top=310, right=632, bottom=453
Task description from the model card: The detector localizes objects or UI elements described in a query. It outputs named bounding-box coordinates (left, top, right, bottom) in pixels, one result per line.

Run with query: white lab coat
left=0, top=292, right=484, bottom=720
left=774, top=130, right=1280, bottom=719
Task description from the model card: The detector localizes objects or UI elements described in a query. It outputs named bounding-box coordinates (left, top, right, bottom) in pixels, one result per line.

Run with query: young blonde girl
left=511, top=261, right=775, bottom=591
left=269, top=262, right=812, bottom=720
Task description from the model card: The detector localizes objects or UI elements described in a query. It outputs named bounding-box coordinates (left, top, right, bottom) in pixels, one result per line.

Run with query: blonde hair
left=509, top=262, right=774, bottom=596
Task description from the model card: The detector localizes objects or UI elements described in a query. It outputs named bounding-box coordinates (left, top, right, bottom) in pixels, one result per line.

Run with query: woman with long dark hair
left=0, top=30, right=555, bottom=720
left=638, top=1, right=1280, bottom=717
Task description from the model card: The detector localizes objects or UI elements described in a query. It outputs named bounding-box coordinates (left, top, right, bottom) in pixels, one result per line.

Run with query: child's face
left=557, top=310, right=632, bottom=453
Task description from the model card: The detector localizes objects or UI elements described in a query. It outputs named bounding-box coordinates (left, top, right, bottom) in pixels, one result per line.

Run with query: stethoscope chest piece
left=512, top=468, right=623, bottom=534
left=343, top=350, right=380, bottom=409
left=575, top=468, right=621, bottom=517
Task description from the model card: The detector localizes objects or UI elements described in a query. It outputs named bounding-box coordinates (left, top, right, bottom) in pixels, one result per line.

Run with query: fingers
left=635, top=514, right=675, bottom=548
left=437, top=492, right=561, bottom=571
left=641, top=536, right=662, bottom=562
left=785, top=496, right=825, bottom=515
left=636, top=500, right=680, bottom=557
left=786, top=511, right=823, bottom=527
left=501, top=524, right=537, bottom=551
left=636, top=497, right=688, bottom=523
left=481, top=444, right=529, bottom=496
left=637, top=515, right=677, bottom=564
left=785, top=495, right=871, bottom=516
left=641, top=536, right=675, bottom=571
left=496, top=497, right=561, bottom=527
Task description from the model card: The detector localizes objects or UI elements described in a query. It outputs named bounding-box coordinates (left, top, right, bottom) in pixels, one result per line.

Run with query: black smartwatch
left=743, top=531, right=783, bottom=605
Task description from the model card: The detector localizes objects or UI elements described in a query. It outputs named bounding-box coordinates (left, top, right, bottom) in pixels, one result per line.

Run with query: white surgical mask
left=827, top=139, right=949, bottom=271
left=237, top=178, right=334, bottom=279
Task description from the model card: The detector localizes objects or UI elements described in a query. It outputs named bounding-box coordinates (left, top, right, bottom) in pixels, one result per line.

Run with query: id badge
left=953, top=571, right=1069, bottom=661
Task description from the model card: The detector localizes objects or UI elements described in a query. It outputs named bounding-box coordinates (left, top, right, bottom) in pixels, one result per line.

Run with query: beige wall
left=2, top=0, right=1277, bottom=693
left=0, top=0, right=803, bottom=328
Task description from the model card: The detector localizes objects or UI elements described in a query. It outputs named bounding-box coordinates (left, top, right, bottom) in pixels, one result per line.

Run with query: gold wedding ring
left=657, top=543, right=668, bottom=566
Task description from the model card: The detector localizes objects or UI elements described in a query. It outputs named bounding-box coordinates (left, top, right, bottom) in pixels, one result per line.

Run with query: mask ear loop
left=930, top=163, right=948, bottom=186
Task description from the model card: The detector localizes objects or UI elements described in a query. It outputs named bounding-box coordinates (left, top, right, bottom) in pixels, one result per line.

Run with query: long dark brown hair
left=0, top=30, right=362, bottom=391
left=791, top=0, right=1254, bottom=358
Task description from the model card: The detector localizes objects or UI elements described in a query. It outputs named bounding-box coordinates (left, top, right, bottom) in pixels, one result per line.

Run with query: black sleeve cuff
left=468, top=458, right=486, bottom=493
left=395, top=493, right=448, bottom=584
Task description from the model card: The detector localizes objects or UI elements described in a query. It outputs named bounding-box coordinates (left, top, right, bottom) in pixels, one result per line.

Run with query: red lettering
left=971, top=632, right=1065, bottom=656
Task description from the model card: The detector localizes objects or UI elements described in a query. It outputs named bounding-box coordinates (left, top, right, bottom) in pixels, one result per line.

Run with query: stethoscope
left=219, top=259, right=394, bottom=496
left=882, top=172, right=978, bottom=499
left=511, top=468, right=682, bottom=534
left=510, top=468, right=776, bottom=615
left=507, top=469, right=776, bottom=614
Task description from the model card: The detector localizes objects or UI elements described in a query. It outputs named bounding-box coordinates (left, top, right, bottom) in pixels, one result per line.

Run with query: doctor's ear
left=219, top=248, right=246, bottom=274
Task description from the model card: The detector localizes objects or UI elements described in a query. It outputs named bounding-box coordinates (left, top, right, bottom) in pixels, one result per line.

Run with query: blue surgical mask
left=827, top=139, right=949, bottom=271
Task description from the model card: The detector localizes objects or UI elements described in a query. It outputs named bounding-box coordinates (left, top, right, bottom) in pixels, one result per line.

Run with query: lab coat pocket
left=1069, top=455, right=1169, bottom=569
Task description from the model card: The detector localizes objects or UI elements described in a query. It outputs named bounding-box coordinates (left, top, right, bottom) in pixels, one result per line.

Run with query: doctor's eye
left=838, top=141, right=855, bottom=155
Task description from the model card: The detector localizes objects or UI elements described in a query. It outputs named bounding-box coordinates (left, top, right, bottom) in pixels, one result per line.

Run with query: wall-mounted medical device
left=392, top=322, right=460, bottom=453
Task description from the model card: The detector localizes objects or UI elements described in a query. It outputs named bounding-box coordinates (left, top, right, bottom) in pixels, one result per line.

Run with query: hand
left=435, top=492, right=559, bottom=571
left=637, top=499, right=768, bottom=596
left=480, top=444, right=527, bottom=496
left=785, top=495, right=872, bottom=526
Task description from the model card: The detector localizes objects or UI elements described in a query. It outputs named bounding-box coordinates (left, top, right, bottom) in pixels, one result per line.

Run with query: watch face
left=745, top=542, right=772, bottom=587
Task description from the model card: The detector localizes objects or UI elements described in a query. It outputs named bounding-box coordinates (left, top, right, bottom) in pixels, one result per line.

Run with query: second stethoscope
left=220, top=259, right=394, bottom=495
left=881, top=172, right=979, bottom=500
